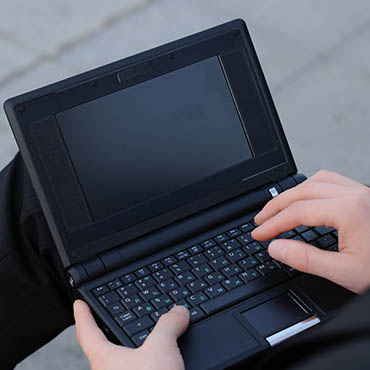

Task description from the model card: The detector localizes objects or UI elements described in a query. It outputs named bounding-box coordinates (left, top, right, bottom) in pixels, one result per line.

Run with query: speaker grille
left=30, top=116, right=93, bottom=230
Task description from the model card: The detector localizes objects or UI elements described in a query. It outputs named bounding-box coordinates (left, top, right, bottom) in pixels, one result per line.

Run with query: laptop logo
left=269, top=187, right=279, bottom=198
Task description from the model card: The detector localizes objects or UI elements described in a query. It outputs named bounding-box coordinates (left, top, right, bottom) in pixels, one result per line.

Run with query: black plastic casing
left=3, top=19, right=296, bottom=269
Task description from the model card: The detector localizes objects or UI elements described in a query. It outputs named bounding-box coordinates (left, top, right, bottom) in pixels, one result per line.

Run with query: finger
left=310, top=169, right=363, bottom=187
left=268, top=239, right=350, bottom=285
left=145, top=306, right=190, bottom=349
left=254, top=181, right=350, bottom=225
left=253, top=198, right=341, bottom=240
left=74, top=300, right=113, bottom=361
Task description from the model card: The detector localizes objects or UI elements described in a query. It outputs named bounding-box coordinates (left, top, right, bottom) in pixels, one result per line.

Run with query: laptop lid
left=4, top=19, right=296, bottom=268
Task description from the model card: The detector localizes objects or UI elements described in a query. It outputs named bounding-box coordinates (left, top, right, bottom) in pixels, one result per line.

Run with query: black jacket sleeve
left=0, top=154, right=74, bottom=370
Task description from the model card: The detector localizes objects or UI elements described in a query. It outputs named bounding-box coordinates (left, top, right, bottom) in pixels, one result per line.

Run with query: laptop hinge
left=67, top=173, right=306, bottom=288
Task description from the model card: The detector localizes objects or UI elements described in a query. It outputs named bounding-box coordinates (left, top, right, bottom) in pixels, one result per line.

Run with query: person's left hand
left=73, top=300, right=189, bottom=370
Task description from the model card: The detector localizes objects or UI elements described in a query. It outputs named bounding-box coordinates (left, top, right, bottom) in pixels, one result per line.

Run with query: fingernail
left=251, top=226, right=260, bottom=235
left=268, top=240, right=287, bottom=260
left=171, top=305, right=189, bottom=315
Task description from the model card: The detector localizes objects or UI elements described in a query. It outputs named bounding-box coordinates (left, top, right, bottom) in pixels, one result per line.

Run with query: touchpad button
left=241, top=292, right=310, bottom=337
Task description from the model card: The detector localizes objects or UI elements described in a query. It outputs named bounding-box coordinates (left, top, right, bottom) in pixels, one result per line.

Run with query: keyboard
left=91, top=218, right=338, bottom=347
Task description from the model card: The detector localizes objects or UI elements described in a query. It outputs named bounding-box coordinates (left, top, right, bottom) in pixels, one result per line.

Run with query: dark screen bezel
left=4, top=20, right=297, bottom=266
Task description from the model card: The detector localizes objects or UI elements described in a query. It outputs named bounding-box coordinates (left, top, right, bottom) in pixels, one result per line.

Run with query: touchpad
left=242, top=293, right=310, bottom=337
left=180, top=313, right=259, bottom=370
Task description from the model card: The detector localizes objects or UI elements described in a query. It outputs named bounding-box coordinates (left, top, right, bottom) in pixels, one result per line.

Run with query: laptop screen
left=56, top=56, right=253, bottom=220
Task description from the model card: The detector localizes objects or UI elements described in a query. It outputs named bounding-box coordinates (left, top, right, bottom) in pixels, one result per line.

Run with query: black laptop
left=4, top=19, right=353, bottom=370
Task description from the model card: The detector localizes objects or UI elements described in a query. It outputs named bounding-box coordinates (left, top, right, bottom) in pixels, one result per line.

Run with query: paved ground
left=0, top=1, right=369, bottom=369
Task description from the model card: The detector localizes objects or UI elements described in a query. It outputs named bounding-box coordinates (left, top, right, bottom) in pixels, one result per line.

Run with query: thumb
left=144, top=305, right=190, bottom=349
left=268, top=239, right=348, bottom=284
left=74, top=300, right=112, bottom=362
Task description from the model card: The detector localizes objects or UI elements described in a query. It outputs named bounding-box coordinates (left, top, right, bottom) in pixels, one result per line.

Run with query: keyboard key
left=115, top=311, right=137, bottom=327
left=189, top=307, right=205, bottom=323
left=201, top=239, right=216, bottom=249
left=188, top=245, right=203, bottom=255
left=169, top=300, right=192, bottom=310
left=151, top=307, right=168, bottom=322
left=244, top=242, right=263, bottom=255
left=222, top=276, right=243, bottom=291
left=240, top=222, right=254, bottom=233
left=204, top=284, right=226, bottom=299
left=317, top=234, right=336, bottom=248
left=175, top=271, right=196, bottom=285
left=282, top=264, right=300, bottom=278
left=237, top=233, right=254, bottom=246
left=151, top=295, right=173, bottom=310
left=124, top=316, right=154, bottom=337
left=139, top=287, right=161, bottom=300
left=133, top=303, right=155, bottom=317
left=215, top=233, right=229, bottom=243
left=153, top=268, right=173, bottom=282
left=204, top=246, right=224, bottom=259
left=188, top=254, right=207, bottom=267
left=107, top=302, right=125, bottom=316
left=135, top=267, right=150, bottom=278
left=221, top=264, right=243, bottom=278
left=121, top=273, right=136, bottom=284
left=292, top=235, right=305, bottom=242
left=187, top=280, right=208, bottom=293
left=301, top=230, right=318, bottom=242
left=92, top=285, right=109, bottom=296
left=162, top=256, right=177, bottom=266
left=227, top=228, right=241, bottom=238
left=107, top=279, right=123, bottom=290
left=99, top=291, right=120, bottom=307
left=176, top=251, right=191, bottom=260
left=135, top=276, right=156, bottom=290
left=210, top=256, right=229, bottom=270
left=157, top=278, right=178, bottom=293
left=149, top=262, right=164, bottom=272
left=226, top=249, right=246, bottom=263
left=264, top=261, right=278, bottom=273
left=220, top=239, right=241, bottom=252
left=117, top=283, right=139, bottom=298
left=186, top=291, right=208, bottom=306
left=170, top=261, right=190, bottom=274
left=204, top=272, right=225, bottom=285
left=169, top=287, right=191, bottom=302
left=132, top=330, right=150, bottom=347
left=256, top=263, right=274, bottom=276
left=255, top=251, right=271, bottom=263
left=238, top=257, right=258, bottom=270
left=239, top=269, right=260, bottom=283
left=121, top=295, right=143, bottom=310
left=278, top=230, right=296, bottom=239
left=295, top=225, right=309, bottom=233
left=314, top=226, right=335, bottom=236
left=327, top=244, right=339, bottom=252
left=259, top=239, right=273, bottom=248
left=192, top=264, right=213, bottom=278
left=200, top=271, right=288, bottom=315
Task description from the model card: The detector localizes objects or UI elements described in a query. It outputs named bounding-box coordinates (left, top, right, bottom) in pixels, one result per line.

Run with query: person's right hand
left=252, top=170, right=370, bottom=293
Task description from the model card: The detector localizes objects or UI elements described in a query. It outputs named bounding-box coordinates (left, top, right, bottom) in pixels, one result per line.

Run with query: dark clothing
left=0, top=154, right=369, bottom=370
